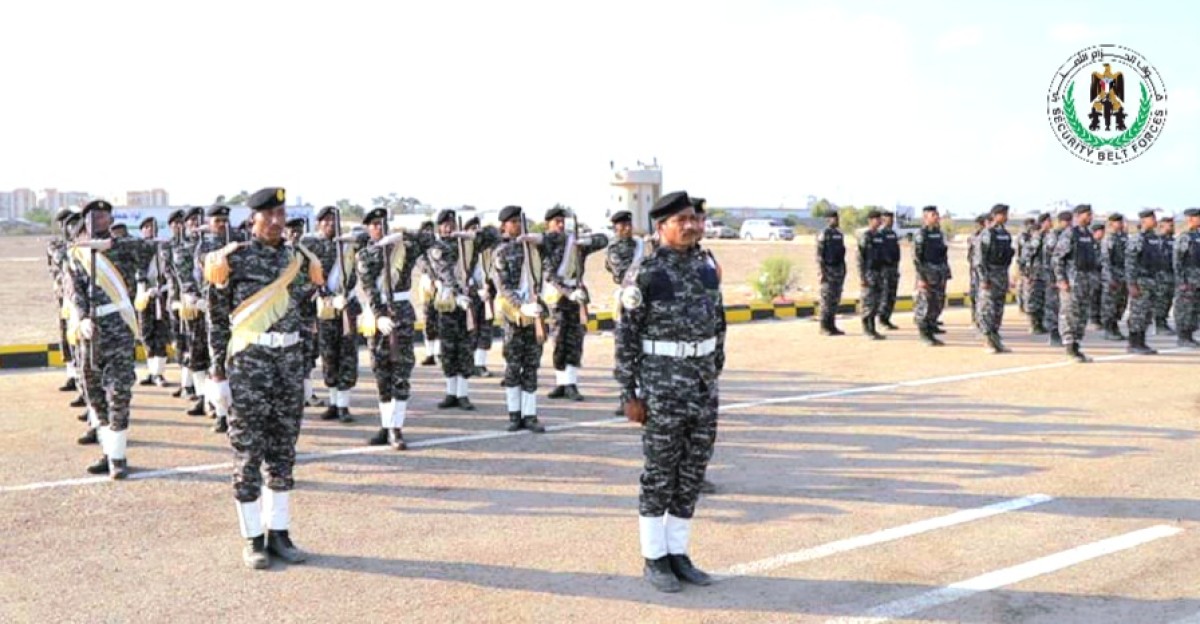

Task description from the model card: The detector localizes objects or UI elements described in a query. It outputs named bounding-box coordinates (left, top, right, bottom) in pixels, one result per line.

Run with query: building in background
left=127, top=188, right=169, bottom=206
left=605, top=160, right=662, bottom=234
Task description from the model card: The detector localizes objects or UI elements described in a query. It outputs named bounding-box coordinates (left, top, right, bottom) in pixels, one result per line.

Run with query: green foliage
left=837, top=205, right=863, bottom=231
left=810, top=198, right=835, bottom=218
left=750, top=255, right=798, bottom=302
left=782, top=215, right=798, bottom=227
left=25, top=208, right=51, bottom=225
left=335, top=199, right=365, bottom=219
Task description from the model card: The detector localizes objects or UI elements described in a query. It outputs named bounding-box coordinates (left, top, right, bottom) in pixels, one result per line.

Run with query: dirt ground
left=0, top=235, right=973, bottom=346
left=2, top=306, right=1198, bottom=623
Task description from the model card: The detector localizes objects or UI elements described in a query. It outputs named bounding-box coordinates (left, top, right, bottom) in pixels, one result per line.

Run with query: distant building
left=6, top=188, right=36, bottom=219
left=127, top=188, right=170, bottom=206
left=38, top=189, right=91, bottom=212
left=605, top=160, right=662, bottom=234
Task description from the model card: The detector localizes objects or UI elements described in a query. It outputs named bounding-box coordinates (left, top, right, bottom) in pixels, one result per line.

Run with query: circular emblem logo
left=1047, top=44, right=1167, bottom=165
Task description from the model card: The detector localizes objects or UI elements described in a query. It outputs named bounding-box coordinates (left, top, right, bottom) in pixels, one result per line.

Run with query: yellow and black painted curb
left=0, top=292, right=1010, bottom=370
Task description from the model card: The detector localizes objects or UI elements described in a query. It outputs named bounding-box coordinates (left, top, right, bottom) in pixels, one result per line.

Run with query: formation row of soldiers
left=814, top=203, right=1200, bottom=360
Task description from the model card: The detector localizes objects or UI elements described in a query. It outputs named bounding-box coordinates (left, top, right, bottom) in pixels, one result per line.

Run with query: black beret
left=62, top=211, right=82, bottom=227
left=286, top=217, right=306, bottom=228
left=54, top=208, right=74, bottom=223
left=974, top=214, right=989, bottom=225
left=1073, top=203, right=1093, bottom=215
left=1037, top=212, right=1052, bottom=223
left=167, top=209, right=185, bottom=224
left=80, top=199, right=113, bottom=217
left=463, top=216, right=481, bottom=229
left=239, top=218, right=252, bottom=231
left=436, top=209, right=456, bottom=225
left=882, top=209, right=894, bottom=217
left=498, top=205, right=523, bottom=223
left=990, top=203, right=1009, bottom=216
left=206, top=204, right=231, bottom=218
left=111, top=223, right=127, bottom=231
left=1023, top=218, right=1036, bottom=226
left=247, top=187, right=286, bottom=211
left=649, top=191, right=692, bottom=221
left=1160, top=214, right=1174, bottom=222
left=316, top=205, right=337, bottom=221
left=1107, top=213, right=1124, bottom=222
left=185, top=206, right=204, bottom=220
left=68, top=215, right=87, bottom=237
left=1183, top=208, right=1200, bottom=217
left=922, top=205, right=938, bottom=213
left=544, top=206, right=567, bottom=222
left=866, top=209, right=883, bottom=219
left=362, top=208, right=387, bottom=225
left=1138, top=209, right=1156, bottom=219
left=1090, top=222, right=1105, bottom=231
left=689, top=197, right=707, bottom=213
left=610, top=210, right=632, bottom=224
left=1056, top=210, right=1074, bottom=222
left=138, top=216, right=156, bottom=229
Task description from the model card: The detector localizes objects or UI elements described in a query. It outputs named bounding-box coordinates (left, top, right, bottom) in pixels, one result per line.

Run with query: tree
left=783, top=215, right=799, bottom=227
left=25, top=207, right=51, bottom=225
left=224, top=190, right=249, bottom=205
left=837, top=205, right=863, bottom=230
left=335, top=199, right=365, bottom=220
left=750, top=256, right=799, bottom=302
left=810, top=198, right=836, bottom=218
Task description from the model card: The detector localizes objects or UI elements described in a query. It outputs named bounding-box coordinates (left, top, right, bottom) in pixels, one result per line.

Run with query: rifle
left=87, top=208, right=98, bottom=368
left=379, top=208, right=400, bottom=363
left=519, top=216, right=546, bottom=344
left=572, top=213, right=589, bottom=328
left=151, top=220, right=165, bottom=321
left=332, top=207, right=353, bottom=337
left=457, top=216, right=476, bottom=333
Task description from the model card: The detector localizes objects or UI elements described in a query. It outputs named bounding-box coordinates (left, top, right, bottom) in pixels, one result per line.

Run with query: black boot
left=819, top=320, right=834, bottom=336
left=1048, top=329, right=1063, bottom=346
left=564, top=385, right=584, bottom=401
left=457, top=397, right=476, bottom=411
left=930, top=324, right=947, bottom=335
left=77, top=428, right=98, bottom=445
left=880, top=317, right=899, bottom=331
left=1104, top=324, right=1124, bottom=341
left=1067, top=342, right=1091, bottom=363
left=109, top=458, right=128, bottom=480
left=643, top=557, right=682, bottom=593
left=828, top=322, right=845, bottom=336
left=366, top=428, right=389, bottom=446
left=212, top=416, right=228, bottom=433
left=138, top=374, right=155, bottom=386
left=187, top=397, right=206, bottom=416
left=437, top=395, right=459, bottom=409
left=522, top=416, right=546, bottom=434
left=243, top=535, right=270, bottom=570
left=338, top=408, right=353, bottom=423
left=153, top=375, right=171, bottom=387
left=1139, top=332, right=1158, bottom=355
left=869, top=318, right=886, bottom=340
left=614, top=402, right=625, bottom=416
left=475, top=366, right=492, bottom=378
left=69, top=394, right=87, bottom=408
left=547, top=385, right=567, bottom=399
left=76, top=411, right=88, bottom=422
left=388, top=428, right=406, bottom=450
left=987, top=332, right=1011, bottom=354
left=1030, top=321, right=1047, bottom=335
left=85, top=454, right=109, bottom=475
left=506, top=412, right=524, bottom=432
left=318, top=405, right=339, bottom=421
left=668, top=554, right=713, bottom=586
left=58, top=377, right=77, bottom=392
left=181, top=385, right=198, bottom=400
left=1178, top=332, right=1200, bottom=348
left=1128, top=332, right=1156, bottom=355
left=171, top=385, right=184, bottom=398
left=1157, top=320, right=1176, bottom=336
left=420, top=355, right=436, bottom=366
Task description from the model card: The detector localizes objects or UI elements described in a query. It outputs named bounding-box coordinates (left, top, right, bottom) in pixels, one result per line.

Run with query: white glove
left=134, top=285, right=151, bottom=312
left=210, top=380, right=232, bottom=413
left=375, top=232, right=406, bottom=247
left=332, top=294, right=347, bottom=310
left=568, top=289, right=588, bottom=303
left=182, top=294, right=198, bottom=309
left=79, top=318, right=95, bottom=340
left=518, top=233, right=543, bottom=244
left=75, top=239, right=113, bottom=252
left=456, top=295, right=471, bottom=310
left=195, top=298, right=209, bottom=313
left=520, top=303, right=541, bottom=318
left=376, top=316, right=395, bottom=336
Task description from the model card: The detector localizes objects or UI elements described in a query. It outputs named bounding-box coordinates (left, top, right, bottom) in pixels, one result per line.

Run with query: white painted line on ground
left=2, top=347, right=1190, bottom=494
left=718, top=494, right=1053, bottom=577
left=826, top=524, right=1183, bottom=624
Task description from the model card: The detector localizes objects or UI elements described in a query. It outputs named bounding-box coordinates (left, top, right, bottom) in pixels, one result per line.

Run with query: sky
left=1, top=0, right=1197, bottom=219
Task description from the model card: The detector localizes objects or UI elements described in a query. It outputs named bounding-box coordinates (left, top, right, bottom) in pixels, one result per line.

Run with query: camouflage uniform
left=605, top=236, right=644, bottom=287
left=1125, top=227, right=1167, bottom=335
left=912, top=225, right=950, bottom=336
left=1052, top=224, right=1101, bottom=349
left=1089, top=230, right=1105, bottom=327
left=1174, top=226, right=1200, bottom=342
left=1015, top=225, right=1034, bottom=313
left=1155, top=232, right=1177, bottom=331
left=1041, top=225, right=1065, bottom=339
left=815, top=225, right=847, bottom=332
left=1100, top=230, right=1129, bottom=337
left=47, top=237, right=76, bottom=384
left=415, top=254, right=440, bottom=361
left=972, top=224, right=1014, bottom=340
left=877, top=226, right=901, bottom=325
left=967, top=229, right=982, bottom=325
left=427, top=227, right=502, bottom=401
left=290, top=236, right=322, bottom=404
left=174, top=230, right=212, bottom=379
left=542, top=230, right=609, bottom=392
left=856, top=227, right=887, bottom=336
left=167, top=232, right=191, bottom=374
left=469, top=245, right=498, bottom=359
left=313, top=231, right=362, bottom=401
left=492, top=232, right=551, bottom=429
left=1020, top=228, right=1048, bottom=333
left=136, top=241, right=174, bottom=364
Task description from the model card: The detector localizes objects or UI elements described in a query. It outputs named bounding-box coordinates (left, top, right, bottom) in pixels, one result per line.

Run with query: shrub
left=750, top=256, right=798, bottom=302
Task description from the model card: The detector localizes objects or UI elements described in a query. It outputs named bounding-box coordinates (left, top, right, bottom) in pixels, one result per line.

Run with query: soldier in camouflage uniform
left=972, top=203, right=1014, bottom=354
left=169, top=208, right=199, bottom=399
left=815, top=212, right=847, bottom=336
left=355, top=209, right=437, bottom=447
left=606, top=210, right=644, bottom=414
left=208, top=187, right=316, bottom=569
left=1124, top=209, right=1166, bottom=355
left=1088, top=223, right=1106, bottom=328
left=287, top=217, right=325, bottom=411
left=857, top=209, right=888, bottom=340
left=616, top=191, right=723, bottom=593
left=542, top=206, right=609, bottom=400
left=416, top=253, right=440, bottom=366
left=493, top=205, right=551, bottom=433
left=912, top=206, right=950, bottom=346
left=1100, top=214, right=1129, bottom=341
left=68, top=200, right=156, bottom=479
left=1015, top=218, right=1036, bottom=314
left=464, top=216, right=498, bottom=378
left=1020, top=214, right=1052, bottom=335
left=311, top=206, right=359, bottom=424
left=1042, top=211, right=1072, bottom=346
left=135, top=216, right=174, bottom=387
left=1173, top=208, right=1200, bottom=347
left=877, top=210, right=901, bottom=330
left=49, top=209, right=84, bottom=399
left=966, top=214, right=989, bottom=327
left=1154, top=214, right=1177, bottom=335
left=1052, top=204, right=1101, bottom=362
left=174, top=206, right=215, bottom=416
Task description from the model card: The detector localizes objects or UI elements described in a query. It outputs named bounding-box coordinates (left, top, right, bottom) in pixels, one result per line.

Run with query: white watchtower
left=609, top=159, right=663, bottom=235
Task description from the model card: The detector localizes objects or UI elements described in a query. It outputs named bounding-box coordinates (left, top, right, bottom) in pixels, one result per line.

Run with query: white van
left=739, top=219, right=795, bottom=241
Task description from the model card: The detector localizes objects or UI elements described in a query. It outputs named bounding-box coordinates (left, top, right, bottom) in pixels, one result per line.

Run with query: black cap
left=1023, top=218, right=1036, bottom=226
left=1138, top=209, right=1157, bottom=219
left=62, top=211, right=82, bottom=229
left=882, top=209, right=894, bottom=217
left=286, top=217, right=306, bottom=229
left=464, top=216, right=480, bottom=229
left=1056, top=210, right=1073, bottom=222
left=1184, top=208, right=1200, bottom=218
left=544, top=206, right=567, bottom=222
left=111, top=223, right=127, bottom=231
left=436, top=209, right=456, bottom=225
left=498, top=205, right=523, bottom=223
left=239, top=218, right=252, bottom=231
left=167, top=209, right=185, bottom=225
left=649, top=191, right=692, bottom=221
left=974, top=214, right=989, bottom=225
left=1090, top=222, right=1105, bottom=231
left=316, top=205, right=337, bottom=221
left=206, top=204, right=231, bottom=218
left=362, top=208, right=387, bottom=225
left=1160, top=214, right=1174, bottom=222
left=1037, top=212, right=1052, bottom=223
left=689, top=197, right=707, bottom=214
left=80, top=199, right=113, bottom=217
left=53, top=208, right=74, bottom=223
left=138, top=216, right=156, bottom=229
left=922, top=205, right=938, bottom=213
left=866, top=209, right=883, bottom=219
left=185, top=206, right=204, bottom=220
left=610, top=210, right=632, bottom=224
left=247, top=187, right=286, bottom=210
left=1107, top=213, right=1124, bottom=222
left=990, top=203, right=1010, bottom=216
left=1073, top=203, right=1093, bottom=215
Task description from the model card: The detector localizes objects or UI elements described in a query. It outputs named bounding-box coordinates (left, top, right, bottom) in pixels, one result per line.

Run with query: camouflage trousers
left=1154, top=272, right=1175, bottom=325
left=139, top=301, right=172, bottom=358
left=502, top=322, right=544, bottom=393
left=369, top=302, right=416, bottom=402
left=551, top=298, right=585, bottom=371
left=469, top=293, right=496, bottom=351
left=913, top=268, right=948, bottom=329
left=1176, top=270, right=1200, bottom=333
left=1042, top=271, right=1060, bottom=333
left=1016, top=272, right=1028, bottom=312
left=1089, top=277, right=1103, bottom=324
left=437, top=307, right=473, bottom=378
left=1127, top=276, right=1156, bottom=333
left=879, top=265, right=900, bottom=321
left=819, top=265, right=846, bottom=326
left=1059, top=271, right=1098, bottom=346
left=639, top=377, right=719, bottom=519
left=187, top=316, right=211, bottom=373
left=969, top=273, right=979, bottom=324
left=975, top=268, right=1009, bottom=333
left=1024, top=274, right=1047, bottom=329
left=57, top=308, right=74, bottom=366
left=79, top=318, right=136, bottom=431
left=228, top=342, right=304, bottom=502
left=422, top=301, right=440, bottom=342
left=860, top=270, right=885, bottom=319
left=172, top=310, right=189, bottom=366
left=300, top=315, right=319, bottom=373
left=319, top=313, right=359, bottom=391
left=1100, top=271, right=1128, bottom=327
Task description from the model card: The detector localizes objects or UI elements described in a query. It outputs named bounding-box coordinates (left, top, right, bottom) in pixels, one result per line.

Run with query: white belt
left=250, top=332, right=301, bottom=348
left=641, top=337, right=717, bottom=358
left=392, top=291, right=411, bottom=302
left=96, top=301, right=132, bottom=317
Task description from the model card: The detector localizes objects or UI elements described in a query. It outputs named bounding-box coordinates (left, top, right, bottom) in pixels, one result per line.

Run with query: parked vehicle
left=704, top=219, right=737, bottom=239
left=855, top=221, right=922, bottom=242
left=739, top=219, right=795, bottom=241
